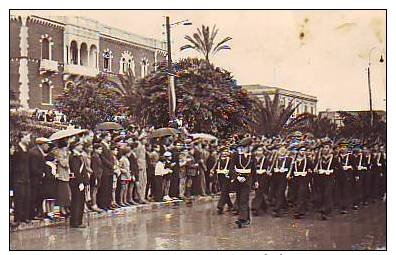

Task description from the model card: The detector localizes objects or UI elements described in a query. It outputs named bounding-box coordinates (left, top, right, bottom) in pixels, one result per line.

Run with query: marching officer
left=216, top=147, right=234, bottom=214
left=231, top=138, right=256, bottom=228
left=316, top=141, right=337, bottom=220
left=335, top=140, right=356, bottom=214
left=251, top=145, right=273, bottom=216
left=271, top=143, right=293, bottom=217
left=287, top=145, right=312, bottom=219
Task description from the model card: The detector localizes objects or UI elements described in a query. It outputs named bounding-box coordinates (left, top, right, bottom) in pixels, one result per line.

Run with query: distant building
left=239, top=84, right=318, bottom=118
left=10, top=14, right=167, bottom=110
left=318, top=110, right=386, bottom=128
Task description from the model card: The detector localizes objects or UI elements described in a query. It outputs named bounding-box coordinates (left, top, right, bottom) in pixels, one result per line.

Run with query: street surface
left=10, top=199, right=386, bottom=250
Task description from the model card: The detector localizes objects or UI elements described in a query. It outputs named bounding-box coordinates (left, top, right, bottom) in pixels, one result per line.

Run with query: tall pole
left=166, top=16, right=172, bottom=71
left=367, top=62, right=374, bottom=127
left=165, top=16, right=175, bottom=121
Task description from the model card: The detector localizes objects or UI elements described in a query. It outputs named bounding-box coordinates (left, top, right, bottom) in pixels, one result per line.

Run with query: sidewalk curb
left=10, top=195, right=223, bottom=232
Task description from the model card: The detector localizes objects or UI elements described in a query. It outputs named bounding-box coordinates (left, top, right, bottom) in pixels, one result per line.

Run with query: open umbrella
left=190, top=133, right=218, bottom=141
left=49, top=128, right=87, bottom=141
left=148, top=127, right=180, bottom=139
left=96, top=122, right=123, bottom=131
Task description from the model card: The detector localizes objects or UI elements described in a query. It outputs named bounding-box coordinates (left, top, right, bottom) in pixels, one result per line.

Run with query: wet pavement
left=10, top=199, right=386, bottom=250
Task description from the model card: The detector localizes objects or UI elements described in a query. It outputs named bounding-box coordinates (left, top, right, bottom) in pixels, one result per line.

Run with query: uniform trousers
left=235, top=180, right=251, bottom=222
left=13, top=183, right=31, bottom=222
left=251, top=174, right=270, bottom=214
left=69, top=181, right=85, bottom=226
left=335, top=171, right=353, bottom=210
left=317, top=175, right=334, bottom=215
left=30, top=179, right=43, bottom=218
left=217, top=175, right=233, bottom=210
left=272, top=173, right=287, bottom=213
left=294, top=176, right=309, bottom=215
left=97, top=174, right=113, bottom=209
left=153, top=175, right=163, bottom=202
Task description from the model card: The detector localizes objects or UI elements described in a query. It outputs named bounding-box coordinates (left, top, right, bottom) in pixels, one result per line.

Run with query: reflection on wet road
left=11, top=200, right=386, bottom=250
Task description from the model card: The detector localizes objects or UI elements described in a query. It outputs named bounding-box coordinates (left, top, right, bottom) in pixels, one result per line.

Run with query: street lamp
left=367, top=47, right=385, bottom=127
left=164, top=16, right=192, bottom=122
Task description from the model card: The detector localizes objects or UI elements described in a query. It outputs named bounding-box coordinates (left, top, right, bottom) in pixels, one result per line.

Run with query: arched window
left=119, top=51, right=135, bottom=76
left=41, top=38, right=50, bottom=60
left=89, top=45, right=98, bottom=68
left=41, top=82, right=51, bottom=104
left=103, top=49, right=113, bottom=72
left=141, top=58, right=149, bottom=78
left=80, top=43, right=88, bottom=66
left=70, top=41, right=78, bottom=65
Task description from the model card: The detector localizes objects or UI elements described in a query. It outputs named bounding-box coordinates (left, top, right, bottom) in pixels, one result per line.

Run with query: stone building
left=10, top=15, right=167, bottom=110
left=239, top=84, right=318, bottom=118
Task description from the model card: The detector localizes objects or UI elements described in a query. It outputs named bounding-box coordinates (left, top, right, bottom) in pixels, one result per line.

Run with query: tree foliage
left=118, top=58, right=261, bottom=138
left=180, top=25, right=232, bottom=63
left=55, top=75, right=127, bottom=129
left=285, top=112, right=338, bottom=138
left=337, top=111, right=386, bottom=143
left=255, top=93, right=299, bottom=137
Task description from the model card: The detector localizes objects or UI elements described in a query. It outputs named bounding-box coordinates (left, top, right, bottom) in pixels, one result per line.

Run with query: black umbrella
left=96, top=122, right=123, bottom=131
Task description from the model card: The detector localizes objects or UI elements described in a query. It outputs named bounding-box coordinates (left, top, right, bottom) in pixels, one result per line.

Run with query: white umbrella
left=190, top=133, right=218, bottom=141
left=49, top=128, right=87, bottom=141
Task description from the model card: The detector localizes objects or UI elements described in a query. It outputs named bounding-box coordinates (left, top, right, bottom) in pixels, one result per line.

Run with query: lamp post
left=164, top=16, right=192, bottom=122
left=367, top=47, right=384, bottom=127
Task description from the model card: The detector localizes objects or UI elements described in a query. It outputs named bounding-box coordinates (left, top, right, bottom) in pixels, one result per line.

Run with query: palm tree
left=338, top=111, right=386, bottom=144
left=286, top=112, right=337, bottom=138
left=256, top=92, right=300, bottom=137
left=180, top=25, right=232, bottom=63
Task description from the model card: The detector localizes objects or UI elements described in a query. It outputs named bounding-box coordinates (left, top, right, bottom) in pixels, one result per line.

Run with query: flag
left=168, top=75, right=176, bottom=119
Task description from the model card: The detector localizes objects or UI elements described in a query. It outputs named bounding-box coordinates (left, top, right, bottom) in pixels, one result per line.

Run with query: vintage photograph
left=9, top=9, right=386, bottom=250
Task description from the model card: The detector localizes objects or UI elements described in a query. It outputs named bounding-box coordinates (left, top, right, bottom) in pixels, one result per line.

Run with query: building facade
left=240, top=84, right=318, bottom=118
left=10, top=15, right=167, bottom=110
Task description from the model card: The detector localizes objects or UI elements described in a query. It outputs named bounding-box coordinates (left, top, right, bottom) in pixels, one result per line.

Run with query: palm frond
left=213, top=37, right=232, bottom=53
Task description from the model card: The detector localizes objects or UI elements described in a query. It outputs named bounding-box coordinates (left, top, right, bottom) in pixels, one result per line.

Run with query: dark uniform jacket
left=252, top=154, right=272, bottom=175
left=100, top=142, right=115, bottom=177
left=69, top=153, right=89, bottom=185
left=28, top=146, right=46, bottom=184
left=91, top=152, right=104, bottom=181
left=271, top=155, right=293, bottom=175
left=336, top=153, right=356, bottom=176
left=13, top=145, right=31, bottom=185
left=230, top=152, right=256, bottom=185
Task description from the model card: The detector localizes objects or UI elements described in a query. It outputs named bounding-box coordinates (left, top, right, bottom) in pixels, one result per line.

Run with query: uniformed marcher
left=371, top=144, right=386, bottom=201
left=216, top=147, right=234, bottom=214
left=231, top=138, right=256, bottom=228
left=287, top=145, right=311, bottom=219
left=316, top=142, right=337, bottom=220
left=271, top=144, right=293, bottom=217
left=251, top=145, right=273, bottom=216
left=353, top=145, right=371, bottom=206
left=335, top=140, right=356, bottom=214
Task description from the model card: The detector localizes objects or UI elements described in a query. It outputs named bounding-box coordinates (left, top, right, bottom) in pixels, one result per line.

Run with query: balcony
left=39, top=59, right=58, bottom=73
left=63, top=64, right=99, bottom=77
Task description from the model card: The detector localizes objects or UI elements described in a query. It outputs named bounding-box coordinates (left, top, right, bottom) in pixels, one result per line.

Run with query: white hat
left=164, top=151, right=172, bottom=157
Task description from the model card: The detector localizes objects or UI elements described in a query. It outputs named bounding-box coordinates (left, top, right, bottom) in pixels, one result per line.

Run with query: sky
left=12, top=10, right=386, bottom=111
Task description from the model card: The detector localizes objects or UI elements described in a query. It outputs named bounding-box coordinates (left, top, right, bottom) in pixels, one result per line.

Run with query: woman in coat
left=54, top=139, right=72, bottom=217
